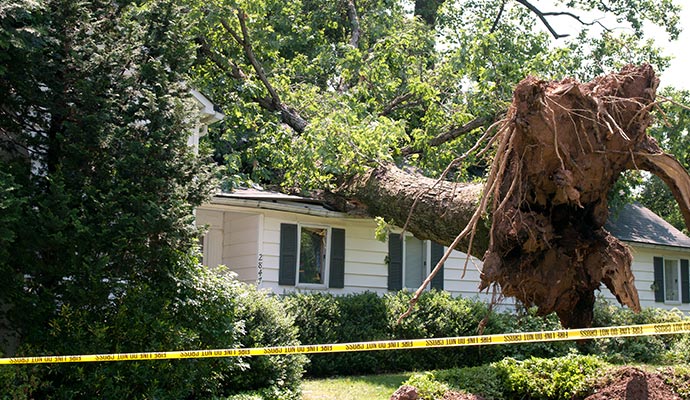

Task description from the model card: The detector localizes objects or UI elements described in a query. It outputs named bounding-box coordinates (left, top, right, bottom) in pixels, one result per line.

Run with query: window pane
left=299, top=227, right=326, bottom=284
left=665, top=259, right=679, bottom=302
left=405, top=236, right=425, bottom=288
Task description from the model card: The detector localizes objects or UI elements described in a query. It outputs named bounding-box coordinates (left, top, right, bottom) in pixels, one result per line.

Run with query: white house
left=196, top=189, right=478, bottom=296
left=195, top=190, right=690, bottom=313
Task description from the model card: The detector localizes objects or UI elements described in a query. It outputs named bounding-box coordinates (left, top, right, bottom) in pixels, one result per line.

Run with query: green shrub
left=403, top=372, right=449, bottom=400
left=283, top=292, right=342, bottom=376
left=663, top=365, right=690, bottom=399
left=420, top=354, right=607, bottom=400
left=495, top=353, right=605, bottom=400
left=385, top=290, right=490, bottom=368
left=586, top=297, right=688, bottom=364
left=333, top=291, right=390, bottom=375
left=285, top=291, right=586, bottom=376
left=436, top=365, right=506, bottom=400
left=9, top=268, right=304, bottom=400
left=663, top=335, right=690, bottom=364
left=489, top=306, right=575, bottom=360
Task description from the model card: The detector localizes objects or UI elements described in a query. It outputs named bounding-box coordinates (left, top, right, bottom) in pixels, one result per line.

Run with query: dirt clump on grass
left=389, top=385, right=486, bottom=400
left=584, top=366, right=681, bottom=400
left=441, top=391, right=486, bottom=400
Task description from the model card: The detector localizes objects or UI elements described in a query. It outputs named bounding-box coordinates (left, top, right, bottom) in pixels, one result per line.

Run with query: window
left=664, top=259, right=680, bottom=302
left=653, top=257, right=690, bottom=304
left=404, top=236, right=426, bottom=289
left=279, top=223, right=345, bottom=288
left=388, top=233, right=444, bottom=291
left=298, top=227, right=327, bottom=284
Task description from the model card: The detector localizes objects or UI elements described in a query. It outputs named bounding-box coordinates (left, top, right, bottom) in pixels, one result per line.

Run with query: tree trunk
left=339, top=64, right=690, bottom=328
left=342, top=165, right=489, bottom=256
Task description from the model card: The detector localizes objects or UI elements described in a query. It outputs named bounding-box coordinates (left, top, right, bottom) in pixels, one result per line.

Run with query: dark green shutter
left=329, top=228, right=346, bottom=288
left=681, top=259, right=690, bottom=304
left=430, top=242, right=444, bottom=290
left=388, top=233, right=403, bottom=291
left=653, top=256, right=664, bottom=303
left=279, top=223, right=298, bottom=286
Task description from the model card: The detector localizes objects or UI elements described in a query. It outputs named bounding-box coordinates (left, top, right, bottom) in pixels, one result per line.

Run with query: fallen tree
left=343, top=64, right=690, bottom=328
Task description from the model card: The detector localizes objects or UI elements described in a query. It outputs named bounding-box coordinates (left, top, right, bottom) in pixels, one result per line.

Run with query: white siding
left=598, top=243, right=690, bottom=313
left=196, top=207, right=260, bottom=283
left=196, top=209, right=224, bottom=268
left=223, top=212, right=260, bottom=282
left=259, top=211, right=390, bottom=295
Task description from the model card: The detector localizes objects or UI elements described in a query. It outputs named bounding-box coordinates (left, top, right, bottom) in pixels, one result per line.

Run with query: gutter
left=620, top=240, right=690, bottom=254
left=208, top=195, right=352, bottom=219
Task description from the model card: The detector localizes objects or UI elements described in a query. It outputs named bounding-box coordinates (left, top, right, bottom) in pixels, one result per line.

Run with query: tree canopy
left=191, top=0, right=682, bottom=194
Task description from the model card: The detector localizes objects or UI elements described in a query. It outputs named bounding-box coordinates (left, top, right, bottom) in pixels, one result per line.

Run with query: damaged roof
left=216, top=190, right=690, bottom=250
left=605, top=203, right=690, bottom=249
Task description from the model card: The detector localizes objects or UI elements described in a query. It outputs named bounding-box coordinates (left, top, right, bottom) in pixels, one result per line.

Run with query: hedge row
left=3, top=280, right=688, bottom=398
left=0, top=269, right=306, bottom=400
left=405, top=353, right=606, bottom=400
left=283, top=290, right=690, bottom=377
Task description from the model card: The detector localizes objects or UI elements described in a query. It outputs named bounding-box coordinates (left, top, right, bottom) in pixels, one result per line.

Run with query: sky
left=539, top=1, right=690, bottom=90
left=650, top=4, right=690, bottom=90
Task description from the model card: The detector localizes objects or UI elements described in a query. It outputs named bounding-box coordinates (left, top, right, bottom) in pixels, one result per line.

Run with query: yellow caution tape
left=2, top=321, right=689, bottom=365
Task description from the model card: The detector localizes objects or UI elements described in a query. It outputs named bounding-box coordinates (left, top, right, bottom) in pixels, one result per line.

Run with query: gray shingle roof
left=605, top=203, right=690, bottom=249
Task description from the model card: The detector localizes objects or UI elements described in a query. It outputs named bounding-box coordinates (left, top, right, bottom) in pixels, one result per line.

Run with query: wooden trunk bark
left=342, top=165, right=488, bottom=256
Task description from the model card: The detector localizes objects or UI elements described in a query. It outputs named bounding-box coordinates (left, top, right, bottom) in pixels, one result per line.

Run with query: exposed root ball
left=480, top=65, right=660, bottom=328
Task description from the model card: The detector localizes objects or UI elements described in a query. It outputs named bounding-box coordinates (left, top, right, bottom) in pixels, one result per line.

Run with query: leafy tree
left=0, top=0, right=274, bottom=396
left=1, top=1, right=308, bottom=397
left=192, top=0, right=677, bottom=192
left=638, top=87, right=690, bottom=233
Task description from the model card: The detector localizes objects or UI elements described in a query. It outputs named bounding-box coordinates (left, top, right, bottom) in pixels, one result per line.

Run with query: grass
left=301, top=373, right=408, bottom=400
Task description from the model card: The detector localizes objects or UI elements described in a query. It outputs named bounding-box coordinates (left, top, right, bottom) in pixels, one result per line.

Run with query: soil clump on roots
left=479, top=64, right=690, bottom=328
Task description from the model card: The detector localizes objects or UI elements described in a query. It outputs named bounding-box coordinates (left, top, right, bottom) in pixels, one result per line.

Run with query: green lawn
left=301, top=373, right=408, bottom=400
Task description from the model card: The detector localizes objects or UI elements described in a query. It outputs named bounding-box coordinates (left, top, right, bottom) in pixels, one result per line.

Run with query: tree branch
left=514, top=0, right=610, bottom=39
left=345, top=0, right=361, bottom=48
left=489, top=0, right=506, bottom=34
left=379, top=92, right=415, bottom=117
left=400, top=114, right=493, bottom=156
left=514, top=0, right=568, bottom=39
left=208, top=10, right=309, bottom=133
left=541, top=10, right=610, bottom=32
left=196, top=36, right=248, bottom=82
left=220, top=11, right=281, bottom=107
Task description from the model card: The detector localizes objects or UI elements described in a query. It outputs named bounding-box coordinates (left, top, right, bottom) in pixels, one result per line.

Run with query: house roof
left=211, top=188, right=346, bottom=218
left=605, top=203, right=690, bottom=249
left=190, top=89, right=225, bottom=125
left=216, top=188, right=325, bottom=204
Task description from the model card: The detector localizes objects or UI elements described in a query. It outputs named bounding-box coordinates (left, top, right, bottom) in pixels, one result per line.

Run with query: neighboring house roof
left=605, top=203, right=690, bottom=249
